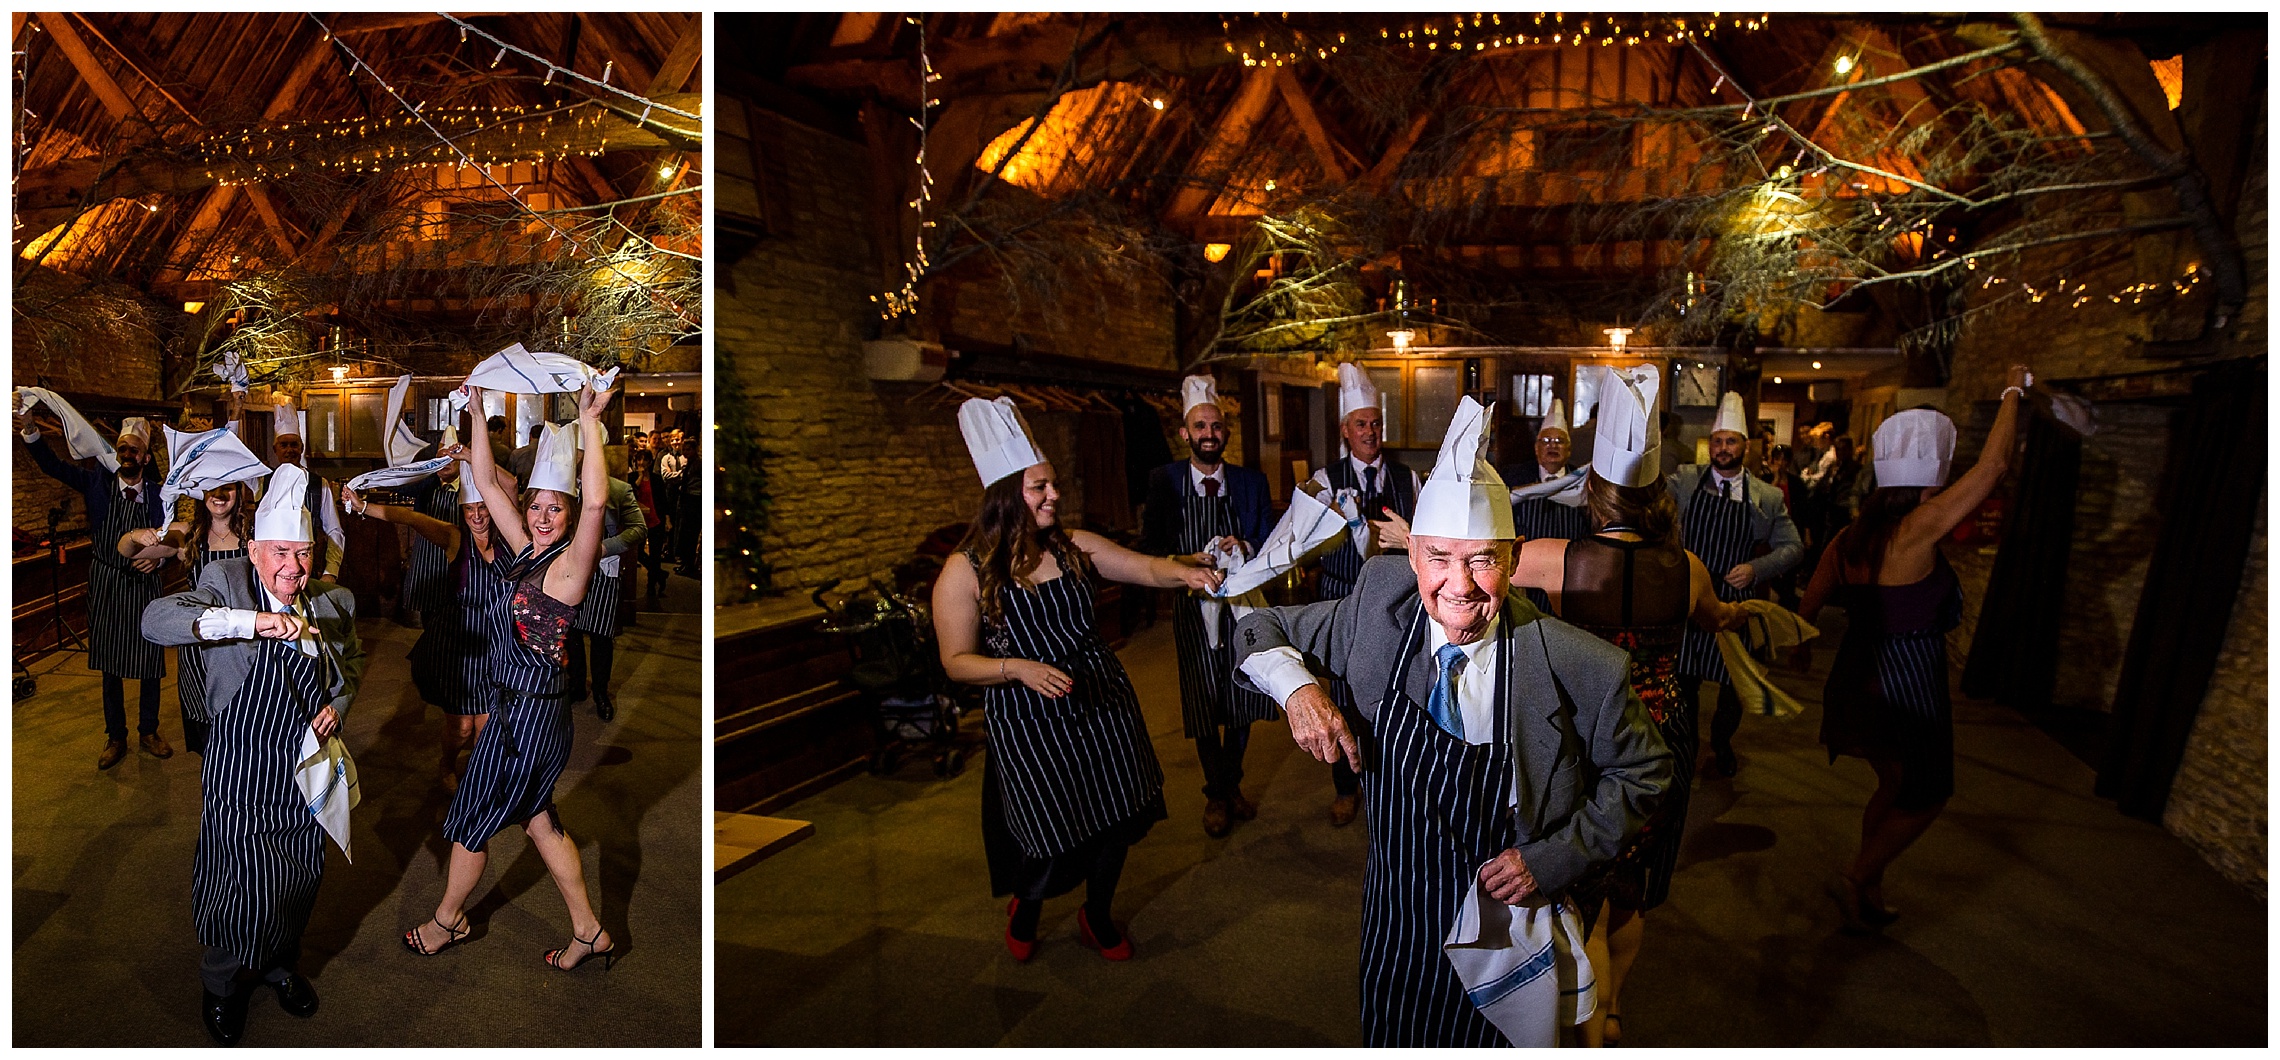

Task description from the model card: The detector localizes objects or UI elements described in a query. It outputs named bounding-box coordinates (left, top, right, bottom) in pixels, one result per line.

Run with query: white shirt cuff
left=20, top=426, right=40, bottom=443
left=1240, top=646, right=1320, bottom=707
left=197, top=608, right=258, bottom=640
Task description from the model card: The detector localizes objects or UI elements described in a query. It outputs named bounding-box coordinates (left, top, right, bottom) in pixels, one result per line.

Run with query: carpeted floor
left=12, top=580, right=704, bottom=1047
left=716, top=609, right=2266, bottom=1047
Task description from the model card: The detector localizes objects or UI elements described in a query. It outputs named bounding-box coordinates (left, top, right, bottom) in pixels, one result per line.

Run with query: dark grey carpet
left=717, top=611, right=2265, bottom=1047
left=13, top=591, right=703, bottom=1047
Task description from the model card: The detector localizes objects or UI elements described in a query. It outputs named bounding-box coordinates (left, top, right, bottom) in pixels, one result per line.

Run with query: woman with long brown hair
left=1802, top=365, right=2026, bottom=933
left=1509, top=366, right=1743, bottom=1046
left=121, top=480, right=256, bottom=755
left=933, top=397, right=1222, bottom=963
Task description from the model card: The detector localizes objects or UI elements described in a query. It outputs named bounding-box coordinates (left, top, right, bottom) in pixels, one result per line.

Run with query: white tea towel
left=1713, top=599, right=1820, bottom=719
left=1444, top=881, right=1596, bottom=1046
left=294, top=729, right=360, bottom=862
left=450, top=343, right=619, bottom=412
left=16, top=387, right=120, bottom=471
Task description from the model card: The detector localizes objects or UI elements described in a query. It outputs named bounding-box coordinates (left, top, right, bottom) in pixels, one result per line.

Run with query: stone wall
left=12, top=285, right=171, bottom=538
left=2164, top=486, right=2267, bottom=896
left=2050, top=404, right=2172, bottom=711
left=726, top=103, right=1185, bottom=597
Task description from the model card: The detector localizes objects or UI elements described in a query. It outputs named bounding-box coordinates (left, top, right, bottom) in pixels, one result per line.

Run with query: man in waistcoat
left=1140, top=374, right=1275, bottom=838
left=1304, top=364, right=1421, bottom=826
left=1669, top=392, right=1802, bottom=777
left=143, top=462, right=365, bottom=1047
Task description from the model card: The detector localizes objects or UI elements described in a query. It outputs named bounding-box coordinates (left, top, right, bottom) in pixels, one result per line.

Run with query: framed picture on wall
left=1262, top=382, right=1282, bottom=439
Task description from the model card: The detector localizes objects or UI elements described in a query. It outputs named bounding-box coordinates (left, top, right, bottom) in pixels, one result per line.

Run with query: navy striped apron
left=1320, top=458, right=1417, bottom=600
left=1171, top=486, right=1279, bottom=737
left=443, top=542, right=575, bottom=851
left=87, top=484, right=165, bottom=680
left=193, top=601, right=331, bottom=972
left=975, top=557, right=1165, bottom=862
left=1359, top=605, right=1519, bottom=1047
left=401, top=481, right=462, bottom=615
left=1676, top=472, right=1757, bottom=685
left=410, top=538, right=509, bottom=716
left=1511, top=467, right=1592, bottom=544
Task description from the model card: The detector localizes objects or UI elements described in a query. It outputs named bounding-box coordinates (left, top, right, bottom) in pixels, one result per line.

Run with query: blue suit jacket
left=1140, top=459, right=1273, bottom=556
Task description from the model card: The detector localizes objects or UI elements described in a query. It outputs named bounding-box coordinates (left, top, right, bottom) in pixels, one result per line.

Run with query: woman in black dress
left=121, top=480, right=254, bottom=756
left=402, top=383, right=620, bottom=971
left=933, top=398, right=1222, bottom=962
left=1801, top=366, right=2025, bottom=933
left=1511, top=467, right=1742, bottom=1045
left=340, top=473, right=510, bottom=788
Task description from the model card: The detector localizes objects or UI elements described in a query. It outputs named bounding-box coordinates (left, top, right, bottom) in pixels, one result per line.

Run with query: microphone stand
left=44, top=503, right=89, bottom=656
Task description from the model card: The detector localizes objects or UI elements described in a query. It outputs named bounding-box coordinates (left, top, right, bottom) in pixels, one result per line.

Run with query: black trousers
left=102, top=673, right=160, bottom=740
left=1331, top=758, right=1360, bottom=797
left=566, top=630, right=616, bottom=696
left=1679, top=676, right=1745, bottom=759
left=675, top=495, right=700, bottom=567
left=1194, top=721, right=1252, bottom=802
left=200, top=944, right=295, bottom=997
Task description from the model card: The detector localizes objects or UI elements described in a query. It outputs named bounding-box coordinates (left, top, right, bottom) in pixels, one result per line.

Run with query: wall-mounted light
left=1149, top=97, right=1166, bottom=110
left=328, top=365, right=349, bottom=383
left=1811, top=360, right=1823, bottom=369
left=1203, top=243, right=1231, bottom=263
left=657, top=163, right=676, bottom=179
left=1772, top=375, right=1784, bottom=384
left=1834, top=54, right=1855, bottom=75
left=1387, top=329, right=1416, bottom=354
left=1603, top=327, right=1633, bottom=354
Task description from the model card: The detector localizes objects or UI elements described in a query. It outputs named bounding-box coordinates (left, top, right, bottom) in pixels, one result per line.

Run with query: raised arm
left=1902, top=365, right=2027, bottom=548
left=1070, top=529, right=1221, bottom=592
left=1797, top=531, right=1847, bottom=625
left=462, top=389, right=530, bottom=554
left=541, top=385, right=613, bottom=606
left=342, top=485, right=463, bottom=560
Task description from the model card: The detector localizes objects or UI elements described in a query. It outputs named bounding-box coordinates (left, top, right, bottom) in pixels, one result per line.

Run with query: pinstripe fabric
left=177, top=544, right=246, bottom=722
left=400, top=481, right=462, bottom=613
left=193, top=632, right=327, bottom=972
left=1819, top=552, right=1962, bottom=811
left=975, top=557, right=1165, bottom=859
left=409, top=541, right=509, bottom=716
left=88, top=484, right=165, bottom=680
left=1319, top=458, right=1418, bottom=599
left=571, top=569, right=623, bottom=636
left=1170, top=492, right=1280, bottom=737
left=1359, top=607, right=1517, bottom=1047
left=1512, top=466, right=1592, bottom=544
left=1676, top=472, right=1758, bottom=684
left=442, top=546, right=575, bottom=850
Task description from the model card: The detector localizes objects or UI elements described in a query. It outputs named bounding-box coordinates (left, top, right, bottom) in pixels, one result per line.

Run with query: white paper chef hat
left=1337, top=363, right=1382, bottom=421
left=1712, top=391, right=1749, bottom=436
left=527, top=421, right=580, bottom=496
left=1412, top=396, right=1514, bottom=540
left=255, top=461, right=314, bottom=542
left=1590, top=365, right=1663, bottom=488
left=1540, top=398, right=1569, bottom=435
left=117, top=417, right=152, bottom=446
left=1873, top=409, right=1957, bottom=488
left=958, top=397, right=1044, bottom=487
left=1181, top=374, right=1220, bottom=417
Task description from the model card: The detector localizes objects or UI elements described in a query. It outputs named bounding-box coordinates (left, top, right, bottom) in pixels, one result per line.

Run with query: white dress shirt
left=1188, top=462, right=1227, bottom=497
left=1709, top=466, right=1747, bottom=501
left=1242, top=613, right=1504, bottom=746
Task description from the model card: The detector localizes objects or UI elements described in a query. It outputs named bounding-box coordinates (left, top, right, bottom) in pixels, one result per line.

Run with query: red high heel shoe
left=1076, top=907, right=1133, bottom=962
left=1004, top=898, right=1036, bottom=962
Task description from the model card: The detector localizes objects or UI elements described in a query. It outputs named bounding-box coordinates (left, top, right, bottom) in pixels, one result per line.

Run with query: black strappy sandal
left=403, top=915, right=469, bottom=956
left=544, top=929, right=619, bottom=972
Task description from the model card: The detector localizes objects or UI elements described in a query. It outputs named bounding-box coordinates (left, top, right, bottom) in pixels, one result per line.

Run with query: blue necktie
left=1425, top=643, right=1467, bottom=740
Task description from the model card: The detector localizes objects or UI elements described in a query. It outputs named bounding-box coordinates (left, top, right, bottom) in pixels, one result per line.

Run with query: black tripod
left=42, top=503, right=89, bottom=656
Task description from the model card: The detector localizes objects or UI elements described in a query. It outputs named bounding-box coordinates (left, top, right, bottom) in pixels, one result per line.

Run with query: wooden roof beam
left=647, top=17, right=702, bottom=95
left=1364, top=110, right=1435, bottom=193
left=1275, top=68, right=1351, bottom=183
left=578, top=14, right=653, bottom=95
left=34, top=13, right=143, bottom=125
left=1164, top=66, right=1279, bottom=224
left=155, top=35, right=337, bottom=282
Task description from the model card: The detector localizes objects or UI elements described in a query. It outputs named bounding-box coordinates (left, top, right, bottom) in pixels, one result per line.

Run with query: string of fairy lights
left=304, top=14, right=698, bottom=328
left=191, top=103, right=625, bottom=185
left=1220, top=12, right=1771, bottom=67
left=872, top=15, right=937, bottom=321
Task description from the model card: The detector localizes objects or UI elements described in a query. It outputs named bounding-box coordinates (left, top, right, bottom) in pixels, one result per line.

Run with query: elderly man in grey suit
left=1234, top=397, right=1670, bottom=1047
left=143, top=464, right=365, bottom=1047
left=1670, top=392, right=1805, bottom=777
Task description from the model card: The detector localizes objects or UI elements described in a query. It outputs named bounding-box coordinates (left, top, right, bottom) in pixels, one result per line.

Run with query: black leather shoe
left=595, top=688, right=616, bottom=722
left=204, top=988, right=249, bottom=1046
left=271, top=973, right=319, bottom=1018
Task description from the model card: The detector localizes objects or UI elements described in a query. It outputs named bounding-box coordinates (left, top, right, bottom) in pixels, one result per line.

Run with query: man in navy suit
left=1141, top=375, right=1276, bottom=837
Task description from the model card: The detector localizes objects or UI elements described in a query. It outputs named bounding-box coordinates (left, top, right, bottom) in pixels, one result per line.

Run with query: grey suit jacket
left=1232, top=555, right=1672, bottom=895
left=1668, top=464, right=1805, bottom=580
left=142, top=557, right=367, bottom=721
left=598, top=476, right=648, bottom=558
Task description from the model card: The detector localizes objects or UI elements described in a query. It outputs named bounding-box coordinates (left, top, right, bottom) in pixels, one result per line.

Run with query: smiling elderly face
left=250, top=538, right=313, bottom=601
left=1409, top=535, right=1513, bottom=646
